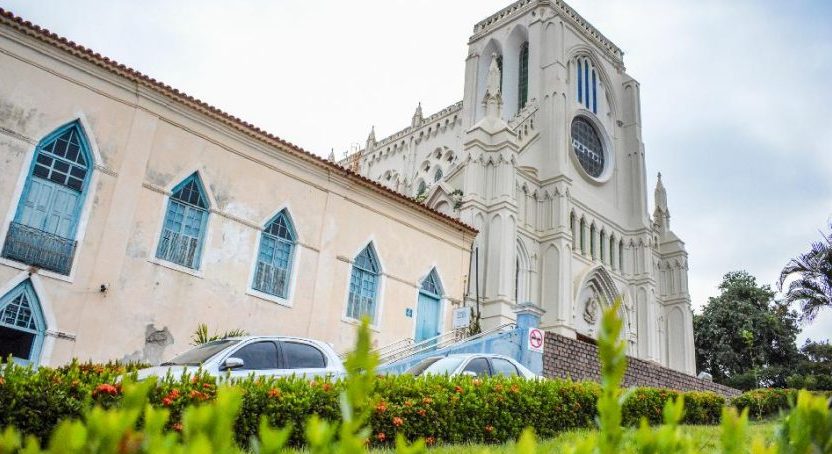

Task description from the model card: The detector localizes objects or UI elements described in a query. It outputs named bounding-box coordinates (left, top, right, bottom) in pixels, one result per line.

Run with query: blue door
left=415, top=292, right=440, bottom=343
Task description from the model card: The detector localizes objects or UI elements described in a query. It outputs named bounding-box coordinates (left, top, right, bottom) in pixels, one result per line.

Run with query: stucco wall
left=0, top=21, right=474, bottom=366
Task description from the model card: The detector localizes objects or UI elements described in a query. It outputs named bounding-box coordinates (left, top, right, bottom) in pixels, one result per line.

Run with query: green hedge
left=731, top=388, right=832, bottom=420
left=0, top=361, right=738, bottom=447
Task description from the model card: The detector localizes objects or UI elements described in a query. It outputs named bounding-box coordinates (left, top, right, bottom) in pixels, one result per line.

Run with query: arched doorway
left=0, top=280, right=46, bottom=365
left=415, top=269, right=444, bottom=343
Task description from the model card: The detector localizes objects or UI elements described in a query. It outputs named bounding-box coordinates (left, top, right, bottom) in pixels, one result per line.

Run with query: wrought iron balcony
left=1, top=222, right=77, bottom=275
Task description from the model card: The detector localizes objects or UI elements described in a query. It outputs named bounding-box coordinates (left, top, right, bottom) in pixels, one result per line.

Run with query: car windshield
left=161, top=339, right=240, bottom=366
left=408, top=356, right=466, bottom=376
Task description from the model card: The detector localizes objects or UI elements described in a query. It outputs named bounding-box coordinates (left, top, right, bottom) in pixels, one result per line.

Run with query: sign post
left=453, top=307, right=471, bottom=329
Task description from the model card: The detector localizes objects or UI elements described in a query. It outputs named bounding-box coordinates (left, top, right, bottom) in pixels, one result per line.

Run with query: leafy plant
left=190, top=323, right=248, bottom=346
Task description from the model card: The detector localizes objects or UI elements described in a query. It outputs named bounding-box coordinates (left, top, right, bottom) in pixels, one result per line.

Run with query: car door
left=460, top=357, right=491, bottom=377
left=224, top=340, right=280, bottom=379
left=278, top=341, right=329, bottom=378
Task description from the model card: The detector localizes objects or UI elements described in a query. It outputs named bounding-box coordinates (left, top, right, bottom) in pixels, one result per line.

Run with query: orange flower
left=417, top=409, right=427, bottom=417
left=425, top=436, right=436, bottom=446
left=422, top=397, right=433, bottom=405
left=375, top=401, right=388, bottom=413
left=392, top=416, right=404, bottom=427
left=93, top=383, right=120, bottom=397
left=494, top=384, right=504, bottom=392
left=162, top=397, right=174, bottom=407
left=403, top=400, right=413, bottom=407
left=168, top=389, right=181, bottom=399
left=485, top=425, right=494, bottom=433
left=472, top=378, right=481, bottom=386
left=0, top=376, right=6, bottom=386
left=171, top=422, right=183, bottom=432
left=454, top=385, right=464, bottom=393
left=322, top=383, right=332, bottom=392
left=202, top=383, right=214, bottom=390
left=510, top=384, right=520, bottom=394
left=375, top=432, right=386, bottom=442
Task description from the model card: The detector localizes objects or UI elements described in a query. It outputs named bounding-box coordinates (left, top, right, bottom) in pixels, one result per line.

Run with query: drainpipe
left=513, top=302, right=546, bottom=375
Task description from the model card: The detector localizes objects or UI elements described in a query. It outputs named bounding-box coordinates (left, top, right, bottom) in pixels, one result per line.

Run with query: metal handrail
left=378, top=322, right=517, bottom=366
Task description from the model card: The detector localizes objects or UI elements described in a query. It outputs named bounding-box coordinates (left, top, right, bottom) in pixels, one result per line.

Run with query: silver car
left=404, top=354, right=539, bottom=379
left=136, top=336, right=345, bottom=381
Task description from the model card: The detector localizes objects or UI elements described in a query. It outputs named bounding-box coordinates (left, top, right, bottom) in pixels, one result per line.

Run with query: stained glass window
left=518, top=42, right=529, bottom=110
left=571, top=117, right=605, bottom=178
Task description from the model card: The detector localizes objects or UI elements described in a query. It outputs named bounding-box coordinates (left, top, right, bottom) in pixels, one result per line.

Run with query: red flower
left=0, top=376, right=6, bottom=386
left=268, top=388, right=281, bottom=399
left=392, top=417, right=404, bottom=427
left=454, top=386, right=464, bottom=394
left=375, top=401, right=388, bottom=413
left=322, top=383, right=332, bottom=392
left=93, top=383, right=120, bottom=397
left=171, top=422, right=183, bottom=432
left=417, top=409, right=427, bottom=417
left=202, top=383, right=213, bottom=390
left=168, top=389, right=181, bottom=399
left=375, top=432, right=386, bottom=442
left=485, top=425, right=494, bottom=433
left=162, top=397, right=174, bottom=407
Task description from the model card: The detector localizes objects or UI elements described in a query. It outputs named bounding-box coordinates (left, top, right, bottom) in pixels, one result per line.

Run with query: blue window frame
left=156, top=173, right=209, bottom=269
left=347, top=244, right=380, bottom=323
left=0, top=280, right=45, bottom=366
left=577, top=60, right=583, bottom=103
left=420, top=268, right=442, bottom=296
left=2, top=122, right=92, bottom=275
left=252, top=210, right=296, bottom=298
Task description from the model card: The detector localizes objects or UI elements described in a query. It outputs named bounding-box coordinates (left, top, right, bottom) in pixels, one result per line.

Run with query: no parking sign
left=527, top=328, right=545, bottom=353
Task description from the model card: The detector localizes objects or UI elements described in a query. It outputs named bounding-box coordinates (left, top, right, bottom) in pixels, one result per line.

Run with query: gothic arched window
left=576, top=57, right=599, bottom=114
left=0, top=280, right=46, bottom=365
left=347, top=244, right=381, bottom=323
left=518, top=42, right=529, bottom=110
left=3, top=121, right=92, bottom=275
left=434, top=168, right=443, bottom=183
left=156, top=173, right=209, bottom=269
left=252, top=210, right=297, bottom=299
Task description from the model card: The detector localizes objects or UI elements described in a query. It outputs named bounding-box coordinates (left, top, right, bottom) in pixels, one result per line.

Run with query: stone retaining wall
left=543, top=331, right=741, bottom=397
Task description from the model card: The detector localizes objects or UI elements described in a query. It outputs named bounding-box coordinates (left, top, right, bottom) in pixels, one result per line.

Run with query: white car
left=136, top=336, right=345, bottom=381
left=404, top=354, right=539, bottom=379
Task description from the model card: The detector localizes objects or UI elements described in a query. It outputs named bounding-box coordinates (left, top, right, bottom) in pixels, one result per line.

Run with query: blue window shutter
left=252, top=210, right=297, bottom=298
left=4, top=121, right=91, bottom=275
left=347, top=244, right=380, bottom=323
left=156, top=173, right=209, bottom=269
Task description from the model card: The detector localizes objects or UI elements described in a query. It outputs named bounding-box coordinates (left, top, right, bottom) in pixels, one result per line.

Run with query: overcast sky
left=2, top=0, right=830, bottom=343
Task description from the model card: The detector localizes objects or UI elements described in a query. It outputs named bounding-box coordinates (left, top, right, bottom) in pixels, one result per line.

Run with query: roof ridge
left=0, top=7, right=477, bottom=234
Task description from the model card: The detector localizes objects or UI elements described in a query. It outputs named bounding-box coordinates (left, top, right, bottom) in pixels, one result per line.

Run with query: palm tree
left=779, top=224, right=832, bottom=322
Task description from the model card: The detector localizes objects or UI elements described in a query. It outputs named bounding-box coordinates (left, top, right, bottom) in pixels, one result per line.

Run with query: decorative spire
left=483, top=53, right=503, bottom=120
left=366, top=125, right=376, bottom=151
left=411, top=102, right=424, bottom=128
left=327, top=149, right=335, bottom=162
left=653, top=172, right=670, bottom=233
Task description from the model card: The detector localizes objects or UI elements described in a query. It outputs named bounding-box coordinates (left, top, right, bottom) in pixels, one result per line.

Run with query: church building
left=342, top=0, right=696, bottom=374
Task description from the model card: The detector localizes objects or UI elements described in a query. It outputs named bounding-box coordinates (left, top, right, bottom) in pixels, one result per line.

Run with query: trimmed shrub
left=0, top=359, right=732, bottom=447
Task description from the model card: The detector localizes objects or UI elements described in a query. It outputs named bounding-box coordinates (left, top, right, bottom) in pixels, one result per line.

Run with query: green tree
left=786, top=339, right=832, bottom=391
left=694, top=271, right=801, bottom=390
left=779, top=222, right=832, bottom=322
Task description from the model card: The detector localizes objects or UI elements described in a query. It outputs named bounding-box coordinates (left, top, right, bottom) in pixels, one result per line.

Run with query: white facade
left=343, top=0, right=696, bottom=373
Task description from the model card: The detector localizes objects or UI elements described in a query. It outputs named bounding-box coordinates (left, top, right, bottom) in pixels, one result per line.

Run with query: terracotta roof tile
left=0, top=7, right=477, bottom=235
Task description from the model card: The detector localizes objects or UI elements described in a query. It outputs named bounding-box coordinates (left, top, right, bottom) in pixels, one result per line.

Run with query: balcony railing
left=1, top=222, right=77, bottom=275
left=252, top=261, right=289, bottom=298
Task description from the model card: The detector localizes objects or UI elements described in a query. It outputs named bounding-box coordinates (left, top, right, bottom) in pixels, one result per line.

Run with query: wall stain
left=121, top=324, right=174, bottom=365
left=0, top=100, right=41, bottom=132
